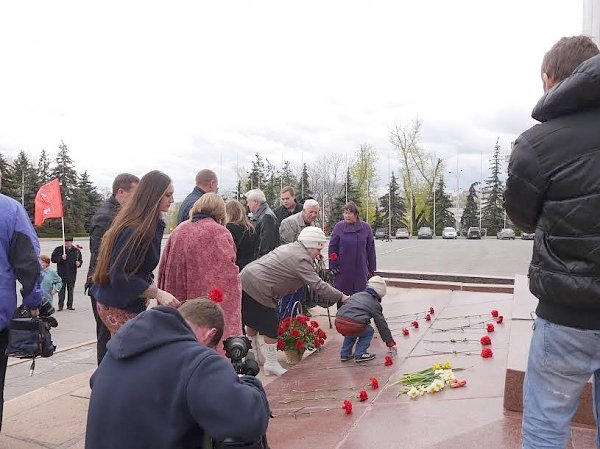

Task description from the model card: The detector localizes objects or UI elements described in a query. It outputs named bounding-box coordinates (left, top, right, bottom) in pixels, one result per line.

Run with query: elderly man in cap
left=241, top=226, right=349, bottom=376
left=51, top=236, right=83, bottom=311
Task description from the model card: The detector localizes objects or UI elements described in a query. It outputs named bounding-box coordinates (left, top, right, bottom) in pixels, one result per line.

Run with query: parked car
left=374, top=228, right=388, bottom=240
left=442, top=227, right=457, bottom=239
left=417, top=227, right=433, bottom=239
left=497, top=228, right=516, bottom=240
left=395, top=227, right=410, bottom=239
left=467, top=227, right=482, bottom=239
left=521, top=232, right=535, bottom=240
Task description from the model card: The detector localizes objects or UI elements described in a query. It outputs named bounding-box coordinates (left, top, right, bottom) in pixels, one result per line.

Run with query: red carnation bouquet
left=277, top=315, right=327, bottom=352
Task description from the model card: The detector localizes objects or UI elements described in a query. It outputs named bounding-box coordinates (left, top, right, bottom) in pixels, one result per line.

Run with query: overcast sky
left=0, top=1, right=585, bottom=200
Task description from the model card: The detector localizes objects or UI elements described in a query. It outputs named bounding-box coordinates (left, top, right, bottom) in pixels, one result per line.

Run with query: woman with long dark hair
left=92, top=170, right=180, bottom=335
left=225, top=200, right=259, bottom=272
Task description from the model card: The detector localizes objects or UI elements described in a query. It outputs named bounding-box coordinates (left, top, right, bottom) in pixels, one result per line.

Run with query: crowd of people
left=1, top=33, right=599, bottom=449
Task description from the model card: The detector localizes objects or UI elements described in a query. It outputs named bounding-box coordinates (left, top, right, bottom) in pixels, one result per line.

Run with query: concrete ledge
left=377, top=269, right=514, bottom=285
left=386, top=278, right=514, bottom=293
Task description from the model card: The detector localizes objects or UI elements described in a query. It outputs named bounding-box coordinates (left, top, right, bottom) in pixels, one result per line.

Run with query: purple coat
left=328, top=219, right=376, bottom=295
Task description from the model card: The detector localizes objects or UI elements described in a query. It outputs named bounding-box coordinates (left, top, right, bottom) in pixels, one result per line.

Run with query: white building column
left=583, top=0, right=600, bottom=44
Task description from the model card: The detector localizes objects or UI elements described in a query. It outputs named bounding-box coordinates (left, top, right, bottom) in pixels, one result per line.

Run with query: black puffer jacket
left=504, top=54, right=600, bottom=330
left=85, top=196, right=120, bottom=293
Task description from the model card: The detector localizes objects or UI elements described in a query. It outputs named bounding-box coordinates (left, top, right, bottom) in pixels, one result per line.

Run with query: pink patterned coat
left=158, top=217, right=242, bottom=356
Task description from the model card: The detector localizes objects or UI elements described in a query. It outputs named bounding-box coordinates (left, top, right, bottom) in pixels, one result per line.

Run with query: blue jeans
left=522, top=317, right=600, bottom=448
left=340, top=325, right=374, bottom=359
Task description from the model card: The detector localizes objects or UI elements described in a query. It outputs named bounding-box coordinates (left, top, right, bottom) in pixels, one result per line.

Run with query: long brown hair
left=93, top=170, right=172, bottom=285
left=226, top=199, right=254, bottom=233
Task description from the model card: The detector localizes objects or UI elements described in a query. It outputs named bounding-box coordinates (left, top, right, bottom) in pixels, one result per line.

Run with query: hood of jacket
left=107, top=306, right=197, bottom=360
left=532, top=54, right=600, bottom=122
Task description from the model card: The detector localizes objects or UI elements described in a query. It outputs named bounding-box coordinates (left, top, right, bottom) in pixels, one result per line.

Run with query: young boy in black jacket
left=335, top=276, right=396, bottom=362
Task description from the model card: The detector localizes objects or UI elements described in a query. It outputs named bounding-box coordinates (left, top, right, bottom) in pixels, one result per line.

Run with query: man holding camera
left=0, top=169, right=42, bottom=432
left=86, top=298, right=270, bottom=449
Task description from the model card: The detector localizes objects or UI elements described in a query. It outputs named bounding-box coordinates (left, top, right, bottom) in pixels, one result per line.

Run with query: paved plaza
left=5, top=237, right=590, bottom=449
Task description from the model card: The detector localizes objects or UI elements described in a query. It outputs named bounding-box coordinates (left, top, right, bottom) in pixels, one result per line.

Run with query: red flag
left=35, top=179, right=63, bottom=226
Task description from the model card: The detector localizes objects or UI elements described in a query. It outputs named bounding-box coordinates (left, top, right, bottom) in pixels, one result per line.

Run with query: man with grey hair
left=245, top=189, right=278, bottom=258
left=279, top=199, right=320, bottom=244
left=177, top=169, right=219, bottom=225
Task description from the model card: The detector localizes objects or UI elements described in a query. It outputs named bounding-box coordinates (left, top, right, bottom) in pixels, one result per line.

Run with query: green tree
left=460, top=182, right=480, bottom=232
left=10, top=151, right=39, bottom=219
left=350, top=144, right=377, bottom=225
left=378, top=172, right=405, bottom=234
left=37, top=149, right=52, bottom=184
left=481, top=140, right=505, bottom=234
left=297, top=163, right=312, bottom=198
left=429, top=175, right=455, bottom=234
left=329, top=168, right=361, bottom=227
left=246, top=153, right=266, bottom=192
left=51, top=141, right=80, bottom=232
left=280, top=160, right=297, bottom=192
left=77, top=171, right=103, bottom=231
left=0, top=152, right=17, bottom=196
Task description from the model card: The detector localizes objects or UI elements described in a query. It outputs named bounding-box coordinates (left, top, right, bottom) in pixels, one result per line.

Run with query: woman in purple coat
left=328, top=202, right=377, bottom=308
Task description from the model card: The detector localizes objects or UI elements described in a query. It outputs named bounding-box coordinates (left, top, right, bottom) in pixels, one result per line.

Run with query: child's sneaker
left=355, top=353, right=376, bottom=363
left=340, top=355, right=353, bottom=362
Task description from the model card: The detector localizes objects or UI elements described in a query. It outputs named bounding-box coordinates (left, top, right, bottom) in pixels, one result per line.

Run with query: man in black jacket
left=177, top=169, right=218, bottom=225
left=504, top=36, right=600, bottom=449
left=273, top=185, right=302, bottom=224
left=86, top=173, right=138, bottom=364
left=246, top=189, right=279, bottom=258
left=51, top=236, right=82, bottom=311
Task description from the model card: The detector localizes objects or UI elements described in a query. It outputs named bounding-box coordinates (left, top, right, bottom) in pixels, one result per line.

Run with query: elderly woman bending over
left=240, top=227, right=348, bottom=376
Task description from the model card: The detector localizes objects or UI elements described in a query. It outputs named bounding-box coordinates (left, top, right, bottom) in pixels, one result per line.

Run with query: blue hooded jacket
left=86, top=306, right=270, bottom=449
left=0, top=193, right=43, bottom=331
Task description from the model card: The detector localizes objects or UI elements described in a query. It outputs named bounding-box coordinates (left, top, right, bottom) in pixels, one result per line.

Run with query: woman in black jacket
left=225, top=200, right=259, bottom=272
left=91, top=170, right=180, bottom=335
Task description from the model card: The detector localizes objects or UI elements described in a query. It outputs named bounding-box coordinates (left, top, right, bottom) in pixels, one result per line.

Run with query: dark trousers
left=58, top=281, right=75, bottom=309
left=90, top=295, right=110, bottom=365
left=0, top=328, right=9, bottom=432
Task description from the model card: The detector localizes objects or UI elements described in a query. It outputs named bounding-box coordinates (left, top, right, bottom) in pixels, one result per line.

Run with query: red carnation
left=384, top=355, right=393, bottom=366
left=315, top=339, right=323, bottom=347
left=76, top=244, right=83, bottom=249
left=308, top=327, right=315, bottom=333
left=402, top=328, right=409, bottom=336
left=310, top=320, right=319, bottom=328
left=411, top=321, right=419, bottom=329
left=481, top=348, right=493, bottom=358
left=486, top=323, right=495, bottom=333
left=429, top=307, right=435, bottom=314
left=317, top=338, right=325, bottom=346
left=342, top=400, right=352, bottom=414
left=208, top=288, right=224, bottom=303
left=291, top=329, right=300, bottom=339
left=369, top=377, right=379, bottom=389
left=491, top=309, right=499, bottom=318
left=330, top=253, right=338, bottom=261
left=480, top=335, right=492, bottom=346
left=277, top=339, right=285, bottom=350
left=425, top=314, right=432, bottom=321
left=282, top=316, right=292, bottom=325
left=296, top=315, right=309, bottom=324
left=496, top=315, right=504, bottom=324
left=359, top=390, right=368, bottom=402
left=295, top=340, right=304, bottom=350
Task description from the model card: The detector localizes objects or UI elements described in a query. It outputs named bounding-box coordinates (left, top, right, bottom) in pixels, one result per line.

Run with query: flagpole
left=61, top=217, right=66, bottom=255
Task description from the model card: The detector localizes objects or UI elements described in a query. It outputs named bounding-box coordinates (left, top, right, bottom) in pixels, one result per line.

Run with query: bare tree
left=307, top=152, right=346, bottom=226
left=350, top=144, right=378, bottom=225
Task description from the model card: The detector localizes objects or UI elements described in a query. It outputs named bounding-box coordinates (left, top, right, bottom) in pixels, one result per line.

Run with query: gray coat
left=240, top=241, right=343, bottom=309
left=279, top=211, right=310, bottom=244
left=336, top=290, right=394, bottom=344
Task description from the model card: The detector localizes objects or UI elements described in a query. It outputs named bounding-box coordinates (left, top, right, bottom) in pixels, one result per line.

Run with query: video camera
left=223, top=336, right=259, bottom=377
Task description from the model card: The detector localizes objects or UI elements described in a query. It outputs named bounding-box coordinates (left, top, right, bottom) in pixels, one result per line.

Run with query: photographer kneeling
left=86, top=298, right=270, bottom=449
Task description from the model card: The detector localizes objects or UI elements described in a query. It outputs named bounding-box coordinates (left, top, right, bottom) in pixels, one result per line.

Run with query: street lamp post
left=448, top=169, right=463, bottom=232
